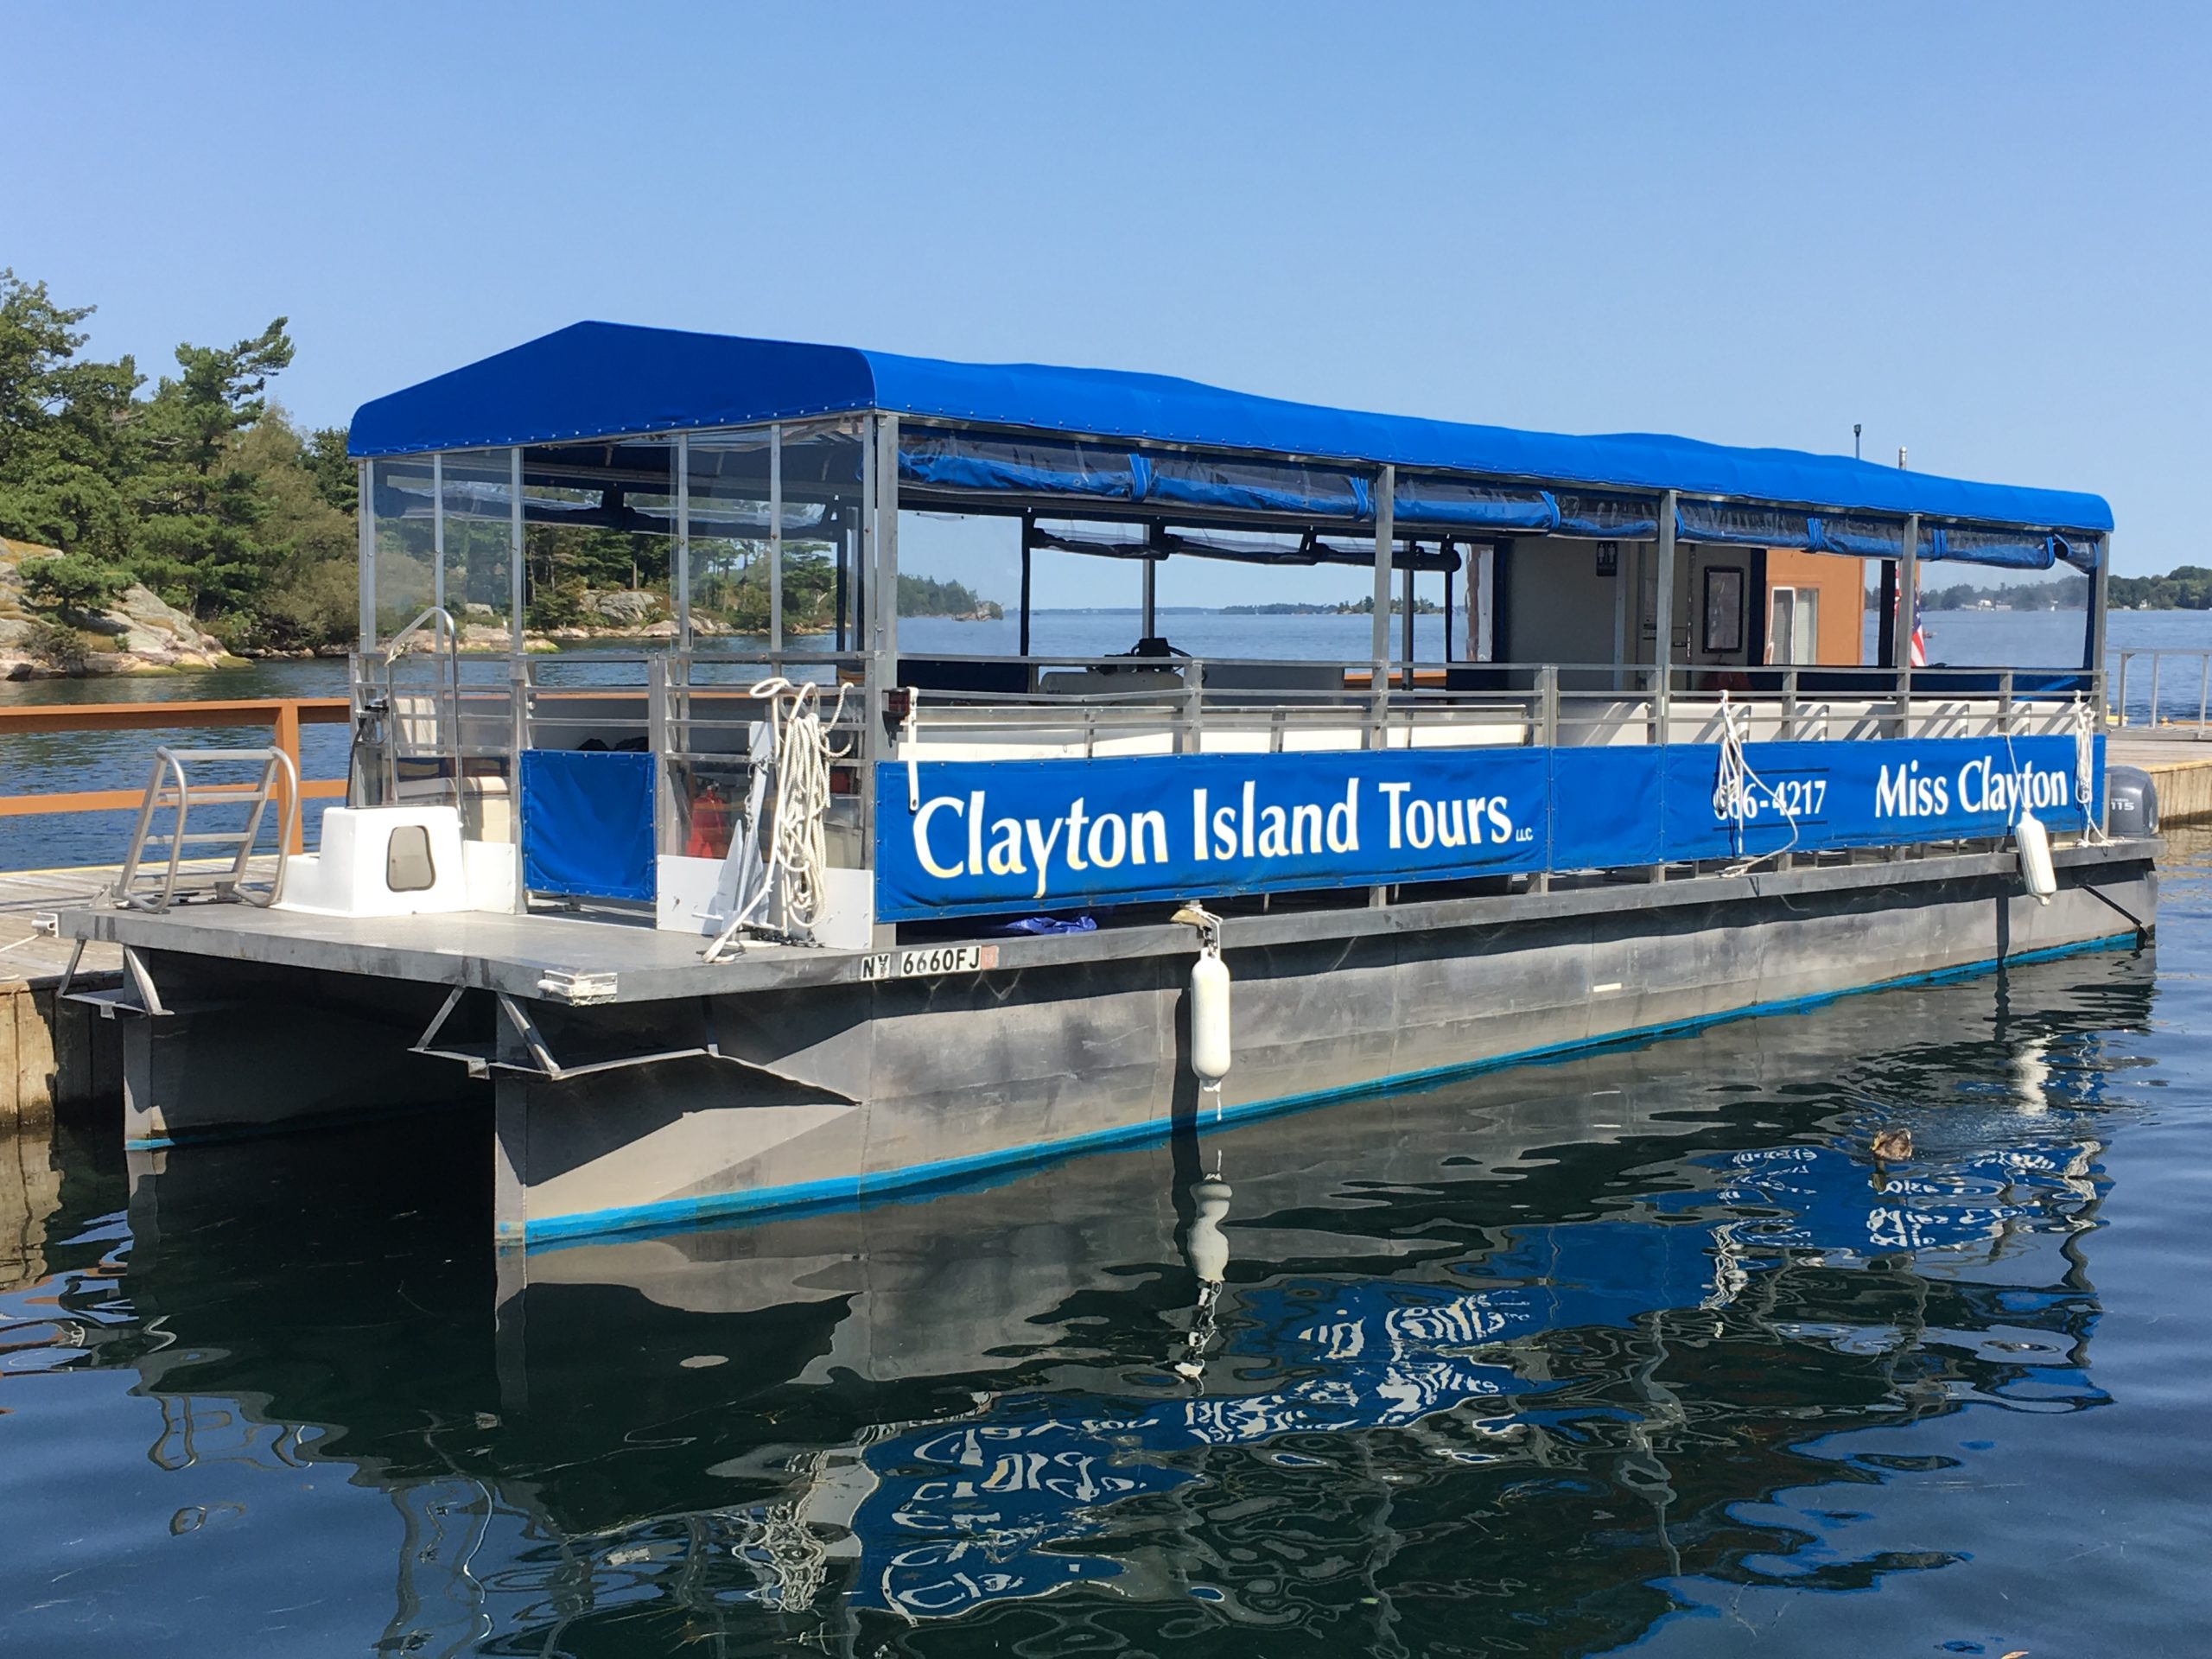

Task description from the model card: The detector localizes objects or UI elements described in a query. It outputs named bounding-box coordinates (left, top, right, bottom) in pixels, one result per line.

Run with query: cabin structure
left=341, top=322, right=2111, bottom=929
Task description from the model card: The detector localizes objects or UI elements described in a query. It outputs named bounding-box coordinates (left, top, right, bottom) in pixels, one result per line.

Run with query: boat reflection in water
left=96, top=947, right=2143, bottom=1655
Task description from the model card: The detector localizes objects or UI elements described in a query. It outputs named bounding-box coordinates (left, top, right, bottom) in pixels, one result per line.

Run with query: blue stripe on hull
left=515, top=929, right=2139, bottom=1250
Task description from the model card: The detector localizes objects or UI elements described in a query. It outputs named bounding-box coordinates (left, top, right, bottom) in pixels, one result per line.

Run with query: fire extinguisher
left=686, top=784, right=732, bottom=859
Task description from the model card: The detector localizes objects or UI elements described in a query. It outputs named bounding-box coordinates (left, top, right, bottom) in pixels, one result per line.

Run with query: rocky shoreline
left=1, top=552, right=950, bottom=680
left=1, top=538, right=245, bottom=679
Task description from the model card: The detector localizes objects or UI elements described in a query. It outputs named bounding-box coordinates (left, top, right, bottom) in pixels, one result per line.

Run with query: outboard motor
left=2107, top=766, right=2160, bottom=840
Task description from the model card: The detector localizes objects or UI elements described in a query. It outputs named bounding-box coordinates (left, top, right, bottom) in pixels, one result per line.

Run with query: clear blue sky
left=8, top=3, right=2206, bottom=604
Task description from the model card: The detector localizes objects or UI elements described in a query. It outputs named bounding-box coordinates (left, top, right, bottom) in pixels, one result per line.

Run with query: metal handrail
left=382, top=605, right=460, bottom=664
left=2108, top=647, right=2212, bottom=736
left=376, top=607, right=467, bottom=808
left=111, top=745, right=299, bottom=912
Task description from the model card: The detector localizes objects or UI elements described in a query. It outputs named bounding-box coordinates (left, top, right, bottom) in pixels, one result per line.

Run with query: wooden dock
left=2, top=865, right=146, bottom=1129
left=2109, top=732, right=2212, bottom=825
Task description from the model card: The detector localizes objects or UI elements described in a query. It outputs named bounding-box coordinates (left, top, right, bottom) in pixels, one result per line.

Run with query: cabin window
left=1769, top=586, right=1820, bottom=664
left=1701, top=566, right=1745, bottom=654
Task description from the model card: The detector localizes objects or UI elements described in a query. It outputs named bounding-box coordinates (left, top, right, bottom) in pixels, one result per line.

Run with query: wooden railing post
left=274, top=699, right=304, bottom=853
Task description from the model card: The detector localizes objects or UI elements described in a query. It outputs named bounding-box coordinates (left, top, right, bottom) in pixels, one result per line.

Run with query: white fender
left=1185, top=1175, right=1233, bottom=1285
left=2017, top=809, right=2056, bottom=906
left=1190, top=947, right=1232, bottom=1089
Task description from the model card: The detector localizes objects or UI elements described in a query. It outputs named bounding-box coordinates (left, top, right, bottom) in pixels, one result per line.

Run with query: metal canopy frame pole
left=1400, top=555, right=1416, bottom=688
left=1876, top=560, right=1898, bottom=669
left=1611, top=542, right=1630, bottom=690
left=1443, top=556, right=1455, bottom=664
left=834, top=509, right=849, bottom=654
left=1141, top=554, right=1157, bottom=640
left=769, top=423, right=784, bottom=661
left=1894, top=512, right=1920, bottom=736
left=862, top=414, right=896, bottom=941
left=431, top=453, right=445, bottom=615
left=357, top=460, right=375, bottom=652
left=874, top=415, right=899, bottom=678
left=508, top=448, right=525, bottom=654
left=1652, top=491, right=1677, bottom=745
left=1370, top=464, right=1395, bottom=746
left=674, top=435, right=691, bottom=651
left=1019, top=512, right=1033, bottom=659
left=2087, top=531, right=2110, bottom=682
left=854, top=423, right=872, bottom=677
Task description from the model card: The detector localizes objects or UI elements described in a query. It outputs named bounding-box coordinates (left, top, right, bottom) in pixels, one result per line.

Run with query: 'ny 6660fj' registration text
left=859, top=944, right=1000, bottom=982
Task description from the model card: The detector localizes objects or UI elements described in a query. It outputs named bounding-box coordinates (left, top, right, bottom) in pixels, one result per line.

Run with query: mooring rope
left=702, top=676, right=853, bottom=960
left=1712, top=691, right=1798, bottom=877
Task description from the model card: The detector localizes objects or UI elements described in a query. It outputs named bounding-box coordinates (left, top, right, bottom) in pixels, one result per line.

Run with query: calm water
left=3, top=837, right=2209, bottom=1655
left=3, top=607, right=2207, bottom=872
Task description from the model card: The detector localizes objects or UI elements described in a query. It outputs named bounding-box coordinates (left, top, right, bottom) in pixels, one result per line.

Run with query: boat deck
left=44, top=835, right=2159, bottom=1007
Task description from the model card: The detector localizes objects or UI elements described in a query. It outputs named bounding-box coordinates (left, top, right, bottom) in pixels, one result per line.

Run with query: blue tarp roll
left=520, top=749, right=658, bottom=903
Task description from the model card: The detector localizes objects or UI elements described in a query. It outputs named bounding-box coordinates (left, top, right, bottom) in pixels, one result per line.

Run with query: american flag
left=1896, top=586, right=1928, bottom=666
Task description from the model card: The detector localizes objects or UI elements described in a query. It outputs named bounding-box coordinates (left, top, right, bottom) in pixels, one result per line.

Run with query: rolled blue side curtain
left=1927, top=524, right=2059, bottom=571
left=1808, top=514, right=1934, bottom=560
left=1147, top=453, right=1371, bottom=518
left=899, top=432, right=1143, bottom=499
left=1553, top=492, right=1659, bottom=538
left=1675, top=500, right=1815, bottom=548
left=1391, top=475, right=1559, bottom=531
left=2056, top=534, right=2101, bottom=572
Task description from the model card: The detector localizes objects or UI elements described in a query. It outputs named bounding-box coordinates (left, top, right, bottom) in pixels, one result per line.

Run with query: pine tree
left=131, top=318, right=295, bottom=618
left=0, top=270, right=142, bottom=562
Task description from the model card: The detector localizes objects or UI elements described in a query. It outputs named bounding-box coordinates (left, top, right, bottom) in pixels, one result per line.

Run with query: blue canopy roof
left=349, top=321, right=2113, bottom=537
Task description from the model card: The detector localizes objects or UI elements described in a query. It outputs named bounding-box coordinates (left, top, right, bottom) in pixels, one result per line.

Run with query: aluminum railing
left=340, top=649, right=2105, bottom=883
left=2108, top=648, right=2212, bottom=735
left=357, top=652, right=2102, bottom=763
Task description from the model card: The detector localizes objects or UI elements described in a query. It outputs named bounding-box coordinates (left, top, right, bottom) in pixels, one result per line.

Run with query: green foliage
left=18, top=550, right=129, bottom=614
left=23, top=618, right=90, bottom=673
left=1920, top=574, right=2091, bottom=612
left=0, top=269, right=143, bottom=560
left=693, top=542, right=838, bottom=633
left=246, top=555, right=357, bottom=652
left=526, top=575, right=591, bottom=632
left=525, top=524, right=668, bottom=601
left=132, top=318, right=297, bottom=616
left=213, top=411, right=365, bottom=652
left=1323, top=594, right=1440, bottom=616
left=2109, top=567, right=2212, bottom=611
left=899, top=573, right=1001, bottom=618
left=302, top=426, right=357, bottom=513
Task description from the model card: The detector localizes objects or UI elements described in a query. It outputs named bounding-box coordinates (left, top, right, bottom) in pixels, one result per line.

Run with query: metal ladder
left=112, top=746, right=301, bottom=912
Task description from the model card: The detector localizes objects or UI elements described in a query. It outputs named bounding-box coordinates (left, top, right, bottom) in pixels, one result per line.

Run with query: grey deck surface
left=61, top=899, right=823, bottom=1001
left=41, top=836, right=2158, bottom=1007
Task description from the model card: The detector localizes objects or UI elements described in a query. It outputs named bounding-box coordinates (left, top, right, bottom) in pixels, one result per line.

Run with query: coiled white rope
left=1712, top=691, right=1797, bottom=876
left=703, top=676, right=853, bottom=960
left=2074, top=694, right=2108, bottom=842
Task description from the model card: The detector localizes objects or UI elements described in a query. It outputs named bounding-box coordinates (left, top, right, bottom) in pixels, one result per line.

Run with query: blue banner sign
left=874, top=734, right=2097, bottom=920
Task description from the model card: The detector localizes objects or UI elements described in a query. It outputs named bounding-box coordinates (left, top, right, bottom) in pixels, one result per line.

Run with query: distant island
left=2109, top=567, right=2212, bottom=612
left=1873, top=569, right=2212, bottom=613
left=1225, top=596, right=1441, bottom=616
left=899, top=574, right=1002, bottom=620
left=1910, top=575, right=2089, bottom=613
